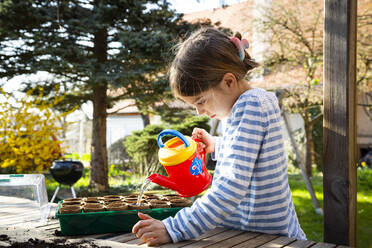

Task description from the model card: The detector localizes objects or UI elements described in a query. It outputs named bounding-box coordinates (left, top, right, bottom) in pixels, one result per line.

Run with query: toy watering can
left=148, top=129, right=212, bottom=197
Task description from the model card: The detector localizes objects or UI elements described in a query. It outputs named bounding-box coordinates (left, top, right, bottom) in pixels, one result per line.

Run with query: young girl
left=132, top=27, right=306, bottom=246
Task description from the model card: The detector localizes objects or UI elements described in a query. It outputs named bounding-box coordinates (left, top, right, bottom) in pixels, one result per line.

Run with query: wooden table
left=0, top=203, right=349, bottom=248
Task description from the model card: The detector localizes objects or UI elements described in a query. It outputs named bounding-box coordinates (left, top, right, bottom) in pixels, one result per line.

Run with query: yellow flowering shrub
left=0, top=86, right=76, bottom=173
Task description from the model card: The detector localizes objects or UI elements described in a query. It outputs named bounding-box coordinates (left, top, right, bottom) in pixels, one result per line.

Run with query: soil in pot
left=59, top=205, right=82, bottom=214
left=61, top=201, right=82, bottom=207
left=84, top=199, right=102, bottom=204
left=146, top=196, right=160, bottom=201
left=83, top=204, right=105, bottom=213
left=169, top=199, right=191, bottom=207
left=103, top=199, right=122, bottom=205
left=143, top=193, right=159, bottom=198
left=86, top=197, right=103, bottom=201
left=126, top=193, right=139, bottom=197
left=84, top=203, right=102, bottom=208
left=124, top=199, right=147, bottom=205
left=162, top=194, right=183, bottom=201
left=149, top=200, right=170, bottom=209
left=106, top=202, right=129, bottom=211
left=103, top=195, right=121, bottom=199
left=123, top=196, right=137, bottom=200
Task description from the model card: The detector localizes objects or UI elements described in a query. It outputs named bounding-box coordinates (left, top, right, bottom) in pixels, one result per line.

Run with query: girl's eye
left=197, top=99, right=206, bottom=106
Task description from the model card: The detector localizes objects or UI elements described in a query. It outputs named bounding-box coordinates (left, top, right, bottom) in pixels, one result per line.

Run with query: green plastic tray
left=55, top=201, right=183, bottom=235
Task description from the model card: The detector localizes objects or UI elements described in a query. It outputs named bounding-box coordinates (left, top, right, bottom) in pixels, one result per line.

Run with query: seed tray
left=55, top=201, right=184, bottom=235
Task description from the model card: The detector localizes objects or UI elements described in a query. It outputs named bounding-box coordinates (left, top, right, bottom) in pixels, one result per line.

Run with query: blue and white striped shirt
left=162, top=88, right=306, bottom=242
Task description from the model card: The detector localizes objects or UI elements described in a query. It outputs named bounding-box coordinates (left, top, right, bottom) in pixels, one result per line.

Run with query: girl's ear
left=220, top=73, right=238, bottom=90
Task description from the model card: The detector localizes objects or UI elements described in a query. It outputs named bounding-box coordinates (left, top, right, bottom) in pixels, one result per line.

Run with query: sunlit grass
left=289, top=169, right=372, bottom=247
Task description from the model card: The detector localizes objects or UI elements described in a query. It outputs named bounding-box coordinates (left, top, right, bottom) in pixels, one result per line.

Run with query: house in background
left=63, top=99, right=157, bottom=155
left=106, top=99, right=145, bottom=148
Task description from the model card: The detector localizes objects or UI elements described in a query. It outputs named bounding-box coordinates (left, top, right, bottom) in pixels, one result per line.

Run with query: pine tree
left=0, top=0, right=190, bottom=190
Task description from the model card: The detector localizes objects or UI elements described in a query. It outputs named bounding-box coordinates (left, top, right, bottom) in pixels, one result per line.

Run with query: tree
left=255, top=0, right=371, bottom=177
left=254, top=0, right=323, bottom=177
left=357, top=6, right=372, bottom=121
left=0, top=0, right=189, bottom=190
left=0, top=86, right=71, bottom=173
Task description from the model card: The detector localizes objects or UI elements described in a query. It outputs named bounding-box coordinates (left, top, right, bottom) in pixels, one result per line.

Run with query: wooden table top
left=0, top=202, right=349, bottom=248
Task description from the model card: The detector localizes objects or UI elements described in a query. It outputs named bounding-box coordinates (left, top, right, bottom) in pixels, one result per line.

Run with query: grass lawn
left=288, top=169, right=372, bottom=248
left=46, top=168, right=372, bottom=247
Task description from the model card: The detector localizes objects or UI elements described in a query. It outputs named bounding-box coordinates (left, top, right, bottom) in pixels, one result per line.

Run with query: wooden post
left=323, top=0, right=357, bottom=246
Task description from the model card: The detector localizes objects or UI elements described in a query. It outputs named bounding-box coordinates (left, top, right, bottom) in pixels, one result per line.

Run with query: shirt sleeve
left=162, top=95, right=270, bottom=243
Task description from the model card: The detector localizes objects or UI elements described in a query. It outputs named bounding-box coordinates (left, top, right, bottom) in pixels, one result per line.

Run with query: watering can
left=148, top=129, right=212, bottom=197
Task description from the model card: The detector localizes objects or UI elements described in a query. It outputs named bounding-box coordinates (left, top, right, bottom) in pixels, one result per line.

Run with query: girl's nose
left=196, top=106, right=204, bottom=115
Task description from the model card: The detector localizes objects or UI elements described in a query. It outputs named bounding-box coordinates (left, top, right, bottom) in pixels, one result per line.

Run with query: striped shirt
left=162, top=88, right=306, bottom=242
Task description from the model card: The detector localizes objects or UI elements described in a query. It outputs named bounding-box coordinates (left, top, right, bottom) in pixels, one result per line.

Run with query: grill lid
left=50, top=160, right=84, bottom=185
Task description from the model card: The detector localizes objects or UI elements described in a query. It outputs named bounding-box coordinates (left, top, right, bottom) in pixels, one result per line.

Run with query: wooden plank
left=205, top=232, right=260, bottom=248
left=311, top=242, right=337, bottom=248
left=107, top=232, right=138, bottom=243
left=35, top=223, right=61, bottom=231
left=283, top=240, right=315, bottom=248
left=123, top=228, right=236, bottom=248
left=34, top=219, right=59, bottom=228
left=90, top=232, right=129, bottom=240
left=0, top=212, right=9, bottom=217
left=0, top=207, right=41, bottom=220
left=181, top=229, right=244, bottom=248
left=158, top=227, right=227, bottom=248
left=125, top=237, right=146, bottom=245
left=2, top=212, right=46, bottom=226
left=256, top=236, right=296, bottom=247
left=323, top=0, right=357, bottom=246
left=231, top=234, right=277, bottom=248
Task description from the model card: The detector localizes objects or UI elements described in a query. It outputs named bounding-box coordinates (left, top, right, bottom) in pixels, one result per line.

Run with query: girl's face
left=180, top=73, right=248, bottom=120
left=181, top=87, right=235, bottom=119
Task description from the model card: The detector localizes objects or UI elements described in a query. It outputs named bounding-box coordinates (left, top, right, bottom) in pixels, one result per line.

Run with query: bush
left=124, top=116, right=211, bottom=176
left=0, top=87, right=74, bottom=173
left=108, top=137, right=130, bottom=165
left=125, top=124, right=165, bottom=175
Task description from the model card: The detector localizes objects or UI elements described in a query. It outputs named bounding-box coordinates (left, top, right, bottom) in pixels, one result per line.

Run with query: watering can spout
left=148, top=173, right=179, bottom=192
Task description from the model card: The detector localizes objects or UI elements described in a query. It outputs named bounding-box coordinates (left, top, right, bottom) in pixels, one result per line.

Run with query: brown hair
left=169, top=27, right=259, bottom=97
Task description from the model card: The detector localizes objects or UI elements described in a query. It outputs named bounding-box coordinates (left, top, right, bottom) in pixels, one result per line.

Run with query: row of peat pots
left=56, top=193, right=191, bottom=235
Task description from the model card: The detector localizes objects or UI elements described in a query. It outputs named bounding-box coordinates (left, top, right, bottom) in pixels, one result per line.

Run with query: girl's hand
left=192, top=128, right=215, bottom=154
left=132, top=212, right=172, bottom=246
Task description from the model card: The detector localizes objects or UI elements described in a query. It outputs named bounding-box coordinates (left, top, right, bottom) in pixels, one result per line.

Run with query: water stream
left=136, top=178, right=151, bottom=206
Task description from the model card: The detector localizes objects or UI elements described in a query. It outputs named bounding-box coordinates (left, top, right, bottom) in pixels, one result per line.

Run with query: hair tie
left=230, top=37, right=249, bottom=61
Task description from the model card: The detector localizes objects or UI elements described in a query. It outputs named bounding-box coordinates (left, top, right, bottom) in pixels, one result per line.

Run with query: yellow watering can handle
left=157, top=129, right=190, bottom=148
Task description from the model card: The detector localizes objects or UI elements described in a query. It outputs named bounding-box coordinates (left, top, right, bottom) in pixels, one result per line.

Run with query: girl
left=132, top=27, right=306, bottom=246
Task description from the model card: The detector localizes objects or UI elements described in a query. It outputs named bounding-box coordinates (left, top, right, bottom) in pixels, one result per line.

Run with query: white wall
left=106, top=115, right=144, bottom=148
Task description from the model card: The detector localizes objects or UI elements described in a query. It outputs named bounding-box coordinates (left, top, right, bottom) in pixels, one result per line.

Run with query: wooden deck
left=0, top=203, right=349, bottom=248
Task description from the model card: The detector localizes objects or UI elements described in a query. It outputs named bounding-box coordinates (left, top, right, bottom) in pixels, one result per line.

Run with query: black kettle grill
left=50, top=160, right=84, bottom=203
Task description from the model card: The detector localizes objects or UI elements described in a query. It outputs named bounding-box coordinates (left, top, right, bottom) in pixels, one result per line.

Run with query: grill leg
left=70, top=186, right=76, bottom=198
left=50, top=185, right=60, bottom=203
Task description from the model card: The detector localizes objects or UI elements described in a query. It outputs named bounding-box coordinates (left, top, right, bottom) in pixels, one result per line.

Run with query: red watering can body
left=148, top=129, right=212, bottom=197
